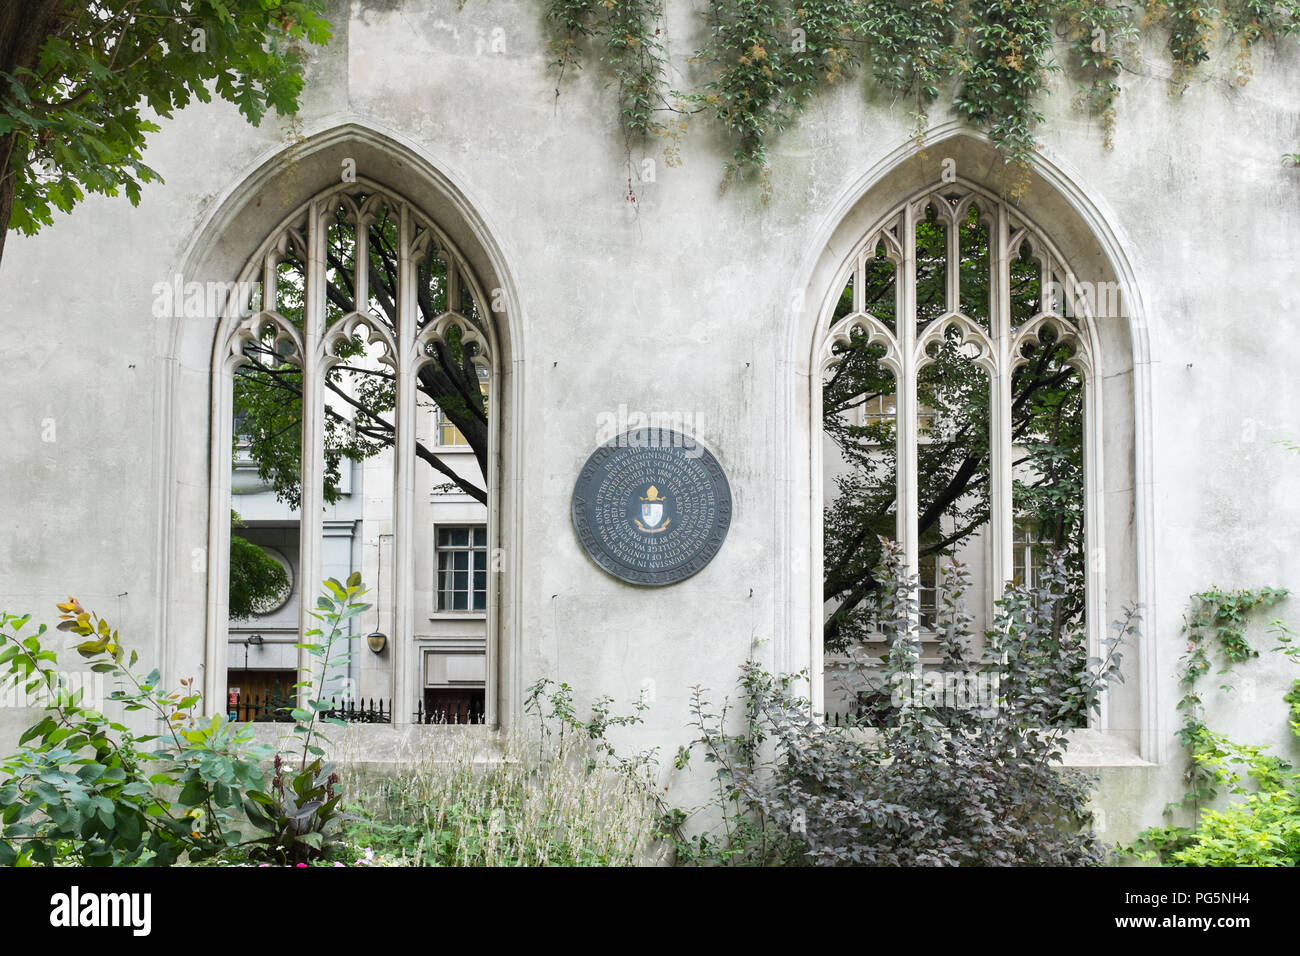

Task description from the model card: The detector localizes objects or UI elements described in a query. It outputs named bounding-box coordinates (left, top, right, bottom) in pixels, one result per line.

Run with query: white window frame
left=433, top=366, right=488, bottom=449
left=435, top=402, right=470, bottom=447
left=1012, top=518, right=1051, bottom=589
left=434, top=524, right=489, bottom=615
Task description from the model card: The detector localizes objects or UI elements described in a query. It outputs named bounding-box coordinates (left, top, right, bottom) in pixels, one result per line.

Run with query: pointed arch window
left=819, top=181, right=1101, bottom=677
left=208, top=180, right=499, bottom=725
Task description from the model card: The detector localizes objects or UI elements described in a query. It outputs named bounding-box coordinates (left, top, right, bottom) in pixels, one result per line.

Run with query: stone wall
left=2, top=0, right=1299, bottom=845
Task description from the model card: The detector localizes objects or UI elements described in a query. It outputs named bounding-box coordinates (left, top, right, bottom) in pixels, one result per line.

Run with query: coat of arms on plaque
left=635, top=484, right=670, bottom=533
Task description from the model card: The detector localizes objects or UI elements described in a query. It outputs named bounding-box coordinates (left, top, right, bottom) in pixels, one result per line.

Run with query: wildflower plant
left=242, top=573, right=369, bottom=864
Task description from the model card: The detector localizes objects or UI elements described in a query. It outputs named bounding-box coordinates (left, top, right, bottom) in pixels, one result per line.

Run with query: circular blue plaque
left=572, top=428, right=732, bottom=586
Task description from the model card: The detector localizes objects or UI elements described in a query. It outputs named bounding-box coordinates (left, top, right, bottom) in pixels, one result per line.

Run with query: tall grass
left=335, top=725, right=665, bottom=867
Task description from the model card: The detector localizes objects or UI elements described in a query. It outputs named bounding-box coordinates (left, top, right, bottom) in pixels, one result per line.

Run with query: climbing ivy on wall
left=1176, top=587, right=1290, bottom=806
left=547, top=0, right=669, bottom=139
left=543, top=0, right=1300, bottom=196
left=1124, top=586, right=1297, bottom=863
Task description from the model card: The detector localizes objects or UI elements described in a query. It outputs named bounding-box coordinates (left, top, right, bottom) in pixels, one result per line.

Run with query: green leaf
left=75, top=638, right=110, bottom=658
left=178, top=779, right=207, bottom=807
left=242, top=798, right=275, bottom=831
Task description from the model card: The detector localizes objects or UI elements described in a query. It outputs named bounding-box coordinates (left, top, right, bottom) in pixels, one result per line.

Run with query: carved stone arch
left=872, top=226, right=903, bottom=265
left=413, top=312, right=491, bottom=376
left=160, top=122, right=523, bottom=732
left=407, top=208, right=496, bottom=352
left=227, top=312, right=304, bottom=371
left=212, top=176, right=498, bottom=350
left=915, top=314, right=997, bottom=376
left=342, top=190, right=395, bottom=231
left=914, top=190, right=948, bottom=220
left=820, top=313, right=902, bottom=379
left=786, top=127, right=1149, bottom=760
left=320, top=312, right=399, bottom=373
left=1007, top=230, right=1054, bottom=316
left=953, top=190, right=994, bottom=230
left=1010, top=314, right=1092, bottom=378
left=839, top=227, right=903, bottom=308
left=332, top=191, right=363, bottom=227
left=320, top=186, right=399, bottom=232
left=276, top=223, right=309, bottom=265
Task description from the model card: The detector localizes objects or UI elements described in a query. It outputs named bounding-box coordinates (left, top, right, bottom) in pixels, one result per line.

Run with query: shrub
left=665, top=539, right=1134, bottom=866
left=1135, top=723, right=1300, bottom=867
left=0, top=575, right=370, bottom=867
left=1168, top=788, right=1300, bottom=866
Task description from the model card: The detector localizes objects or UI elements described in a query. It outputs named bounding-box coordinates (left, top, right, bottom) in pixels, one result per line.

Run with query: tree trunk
left=0, top=142, right=15, bottom=267
left=0, top=0, right=64, bottom=270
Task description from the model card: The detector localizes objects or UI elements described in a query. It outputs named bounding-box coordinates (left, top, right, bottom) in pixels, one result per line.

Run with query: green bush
left=1125, top=596, right=1299, bottom=866
left=1143, top=722, right=1300, bottom=867
left=663, top=539, right=1134, bottom=866
left=1169, top=788, right=1300, bottom=866
left=0, top=601, right=269, bottom=865
left=241, top=573, right=369, bottom=865
left=1134, top=687, right=1300, bottom=867
left=0, top=575, right=369, bottom=867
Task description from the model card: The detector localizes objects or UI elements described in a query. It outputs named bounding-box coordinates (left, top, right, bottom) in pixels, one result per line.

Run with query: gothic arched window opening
left=819, top=181, right=1096, bottom=720
left=211, top=180, right=499, bottom=726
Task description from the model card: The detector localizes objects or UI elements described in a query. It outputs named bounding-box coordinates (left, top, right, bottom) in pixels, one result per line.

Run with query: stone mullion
left=946, top=203, right=960, bottom=316
left=392, top=204, right=418, bottom=725
left=1039, top=252, right=1057, bottom=315
left=852, top=251, right=865, bottom=314
left=297, top=200, right=328, bottom=710
left=899, top=201, right=920, bottom=638
left=990, top=203, right=1013, bottom=603
left=205, top=361, right=238, bottom=711
left=262, top=252, right=278, bottom=313
left=446, top=254, right=460, bottom=316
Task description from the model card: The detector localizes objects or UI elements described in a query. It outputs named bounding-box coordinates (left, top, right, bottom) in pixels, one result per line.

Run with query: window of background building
left=436, top=526, right=488, bottom=612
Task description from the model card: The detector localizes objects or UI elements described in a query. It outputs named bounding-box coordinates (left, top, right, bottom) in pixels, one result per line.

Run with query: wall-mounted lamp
left=369, top=533, right=393, bottom=656
left=237, top=633, right=264, bottom=672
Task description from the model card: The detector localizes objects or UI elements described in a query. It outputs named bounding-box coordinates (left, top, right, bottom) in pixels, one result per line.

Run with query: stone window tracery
left=208, top=180, right=498, bottom=723
left=819, top=180, right=1097, bottom=674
